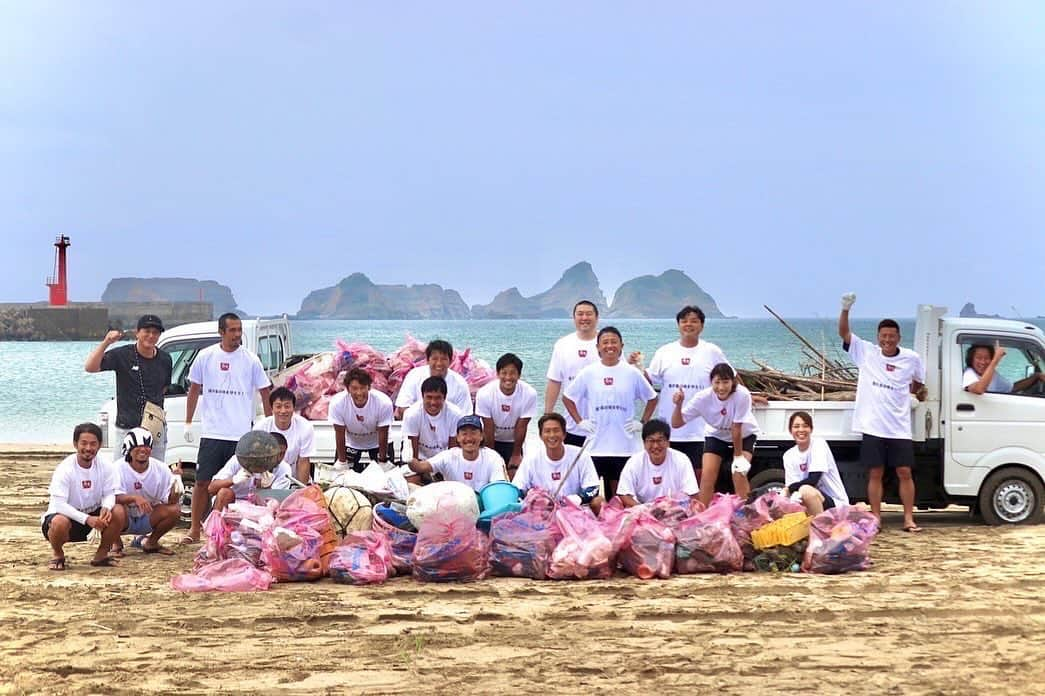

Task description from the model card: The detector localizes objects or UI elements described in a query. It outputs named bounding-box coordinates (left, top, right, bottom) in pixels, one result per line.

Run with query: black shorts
left=564, top=432, right=586, bottom=448
left=196, top=437, right=239, bottom=482
left=41, top=509, right=99, bottom=542
left=591, top=455, right=628, bottom=482
left=860, top=434, right=914, bottom=470
left=492, top=440, right=516, bottom=463
left=704, top=435, right=757, bottom=460
left=821, top=494, right=837, bottom=511
left=670, top=440, right=704, bottom=468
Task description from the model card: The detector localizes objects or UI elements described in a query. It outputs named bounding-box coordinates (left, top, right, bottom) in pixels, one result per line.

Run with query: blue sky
left=3, top=3, right=1043, bottom=318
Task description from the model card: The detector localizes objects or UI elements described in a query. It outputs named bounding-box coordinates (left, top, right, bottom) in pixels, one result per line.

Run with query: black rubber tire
left=748, top=467, right=786, bottom=493
left=978, top=467, right=1045, bottom=525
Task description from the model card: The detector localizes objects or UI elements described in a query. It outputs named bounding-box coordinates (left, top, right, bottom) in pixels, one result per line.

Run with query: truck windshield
left=163, top=337, right=220, bottom=395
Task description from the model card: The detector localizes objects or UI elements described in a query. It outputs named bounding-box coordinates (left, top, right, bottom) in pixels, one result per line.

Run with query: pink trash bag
left=262, top=523, right=325, bottom=582
left=598, top=497, right=640, bottom=552
left=802, top=505, right=880, bottom=574
left=193, top=509, right=231, bottom=570
left=674, top=495, right=744, bottom=574
left=648, top=493, right=695, bottom=530
left=171, top=558, right=275, bottom=593
left=329, top=531, right=395, bottom=585
left=549, top=500, right=615, bottom=580
left=619, top=511, right=676, bottom=580
left=412, top=506, right=490, bottom=583
left=489, top=506, right=562, bottom=579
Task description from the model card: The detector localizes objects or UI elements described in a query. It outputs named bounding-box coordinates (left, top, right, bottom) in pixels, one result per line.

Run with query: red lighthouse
left=45, top=235, right=71, bottom=306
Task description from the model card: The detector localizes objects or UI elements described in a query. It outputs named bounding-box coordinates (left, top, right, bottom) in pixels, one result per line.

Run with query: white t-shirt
left=427, top=447, right=507, bottom=492
left=253, top=414, right=317, bottom=466
left=962, top=367, right=1013, bottom=394
left=44, top=454, right=118, bottom=525
left=188, top=344, right=271, bottom=441
left=680, top=384, right=760, bottom=442
left=474, top=379, right=539, bottom=443
left=546, top=332, right=598, bottom=434
left=782, top=437, right=849, bottom=507
left=512, top=445, right=600, bottom=499
left=846, top=335, right=926, bottom=439
left=401, top=401, right=465, bottom=460
left=394, top=365, right=473, bottom=413
left=115, top=457, right=176, bottom=517
left=215, top=456, right=294, bottom=499
left=563, top=361, right=657, bottom=456
left=647, top=340, right=730, bottom=441
left=329, top=389, right=394, bottom=450
left=617, top=449, right=700, bottom=504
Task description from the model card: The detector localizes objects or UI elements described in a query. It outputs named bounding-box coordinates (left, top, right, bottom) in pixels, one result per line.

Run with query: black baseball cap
left=137, top=314, right=165, bottom=331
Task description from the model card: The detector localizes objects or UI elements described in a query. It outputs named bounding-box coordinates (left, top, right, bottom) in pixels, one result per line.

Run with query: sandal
left=48, top=557, right=66, bottom=571
left=902, top=524, right=924, bottom=533
left=142, top=543, right=175, bottom=556
left=90, top=556, right=119, bottom=567
left=178, top=534, right=199, bottom=545
left=110, top=543, right=126, bottom=558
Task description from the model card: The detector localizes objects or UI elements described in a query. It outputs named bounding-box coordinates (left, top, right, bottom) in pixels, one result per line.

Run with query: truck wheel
left=748, top=468, right=786, bottom=496
left=180, top=465, right=196, bottom=525
left=979, top=467, right=1044, bottom=525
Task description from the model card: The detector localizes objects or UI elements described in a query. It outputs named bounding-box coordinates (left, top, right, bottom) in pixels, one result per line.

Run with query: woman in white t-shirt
left=672, top=363, right=759, bottom=506
left=781, top=411, right=849, bottom=515
left=963, top=343, right=1044, bottom=395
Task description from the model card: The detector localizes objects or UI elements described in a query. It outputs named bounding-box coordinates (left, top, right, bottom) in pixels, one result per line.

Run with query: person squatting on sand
left=42, top=423, right=127, bottom=570
left=512, top=412, right=604, bottom=515
left=112, top=427, right=181, bottom=556
left=329, top=367, right=394, bottom=472
left=474, top=352, right=538, bottom=478
left=617, top=419, right=700, bottom=508
left=209, top=432, right=294, bottom=511
left=184, top=313, right=272, bottom=543
left=780, top=411, right=849, bottom=515
left=839, top=292, right=927, bottom=532
left=545, top=300, right=600, bottom=447
left=671, top=363, right=760, bottom=506
left=407, top=414, right=507, bottom=491
left=562, top=326, right=658, bottom=500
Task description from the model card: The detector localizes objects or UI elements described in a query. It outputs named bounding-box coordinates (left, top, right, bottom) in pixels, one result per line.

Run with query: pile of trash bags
left=274, top=335, right=497, bottom=420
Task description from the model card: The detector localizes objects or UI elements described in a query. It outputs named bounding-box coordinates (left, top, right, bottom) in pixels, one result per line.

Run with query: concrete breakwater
left=0, top=301, right=212, bottom=340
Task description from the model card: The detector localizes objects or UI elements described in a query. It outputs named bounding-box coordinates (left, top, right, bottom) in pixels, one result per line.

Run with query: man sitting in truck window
left=963, top=343, right=1045, bottom=395
left=393, top=339, right=472, bottom=418
left=401, top=376, right=464, bottom=474
left=839, top=292, right=927, bottom=533
left=253, top=386, right=317, bottom=484
left=329, top=368, right=394, bottom=472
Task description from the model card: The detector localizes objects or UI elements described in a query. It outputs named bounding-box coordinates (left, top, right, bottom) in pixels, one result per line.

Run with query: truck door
left=948, top=333, right=1045, bottom=469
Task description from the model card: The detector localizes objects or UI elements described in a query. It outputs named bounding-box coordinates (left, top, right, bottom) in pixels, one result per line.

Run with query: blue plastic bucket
left=478, top=481, right=521, bottom=512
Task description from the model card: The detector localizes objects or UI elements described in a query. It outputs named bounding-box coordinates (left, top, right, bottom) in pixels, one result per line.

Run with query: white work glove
left=565, top=494, right=582, bottom=506
left=257, top=471, right=275, bottom=489
left=333, top=460, right=348, bottom=471
left=789, top=490, right=804, bottom=504
left=624, top=419, right=644, bottom=435
left=840, top=292, right=856, bottom=311
left=731, top=456, right=751, bottom=476
left=577, top=419, right=598, bottom=436
left=232, top=469, right=252, bottom=486
left=183, top=426, right=194, bottom=443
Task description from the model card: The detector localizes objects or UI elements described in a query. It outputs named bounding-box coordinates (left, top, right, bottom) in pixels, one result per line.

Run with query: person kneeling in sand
left=780, top=411, right=849, bottom=515
left=113, top=428, right=181, bottom=556
left=617, top=419, right=700, bottom=508
left=41, top=422, right=127, bottom=570
left=208, top=432, right=294, bottom=511
left=513, top=412, right=604, bottom=514
left=408, top=415, right=507, bottom=491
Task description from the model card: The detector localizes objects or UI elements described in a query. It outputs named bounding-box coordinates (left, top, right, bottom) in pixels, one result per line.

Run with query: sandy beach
left=2, top=445, right=1044, bottom=695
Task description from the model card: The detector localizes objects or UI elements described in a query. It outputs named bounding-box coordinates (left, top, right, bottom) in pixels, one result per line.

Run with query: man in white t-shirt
left=545, top=300, right=600, bottom=446
left=330, top=368, right=394, bottom=471
left=512, top=412, right=604, bottom=514
left=41, top=423, right=127, bottom=570
left=113, top=428, right=180, bottom=556
left=839, top=293, right=927, bottom=532
left=184, top=313, right=272, bottom=543
left=962, top=343, right=1045, bottom=395
left=253, top=386, right=317, bottom=483
left=562, top=326, right=658, bottom=499
left=409, top=415, right=507, bottom=492
left=209, top=432, right=294, bottom=510
left=394, top=339, right=472, bottom=417
left=401, top=376, right=465, bottom=470
left=617, top=419, right=700, bottom=507
left=475, top=352, right=538, bottom=477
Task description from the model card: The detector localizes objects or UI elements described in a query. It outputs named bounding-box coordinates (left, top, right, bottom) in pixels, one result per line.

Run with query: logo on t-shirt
left=551, top=472, right=562, bottom=481
left=886, top=364, right=896, bottom=372
left=681, top=357, right=691, bottom=365
left=220, top=362, right=230, bottom=371
left=578, top=350, right=588, bottom=358
left=464, top=471, right=473, bottom=481
left=604, top=377, right=614, bottom=386
left=800, top=462, right=808, bottom=473
left=81, top=480, right=92, bottom=489
left=720, top=408, right=727, bottom=416
left=652, top=476, right=662, bottom=485
left=501, top=404, right=511, bottom=412
left=134, top=481, right=143, bottom=490
left=356, top=414, right=365, bottom=422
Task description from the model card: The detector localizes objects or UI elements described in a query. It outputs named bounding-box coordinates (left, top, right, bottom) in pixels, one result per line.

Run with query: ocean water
left=0, top=317, right=924, bottom=443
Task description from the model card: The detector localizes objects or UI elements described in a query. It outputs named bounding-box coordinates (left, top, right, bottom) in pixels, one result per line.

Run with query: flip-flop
left=178, top=535, right=199, bottom=545
left=130, top=535, right=146, bottom=550
left=90, top=556, right=119, bottom=567
left=109, top=544, right=126, bottom=558
left=142, top=544, right=175, bottom=556
left=48, top=557, right=66, bottom=571
left=902, top=524, right=924, bottom=533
